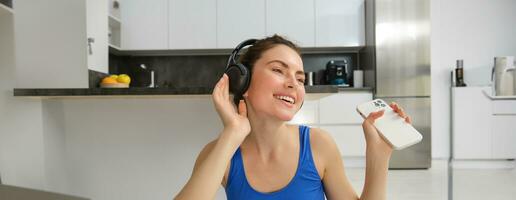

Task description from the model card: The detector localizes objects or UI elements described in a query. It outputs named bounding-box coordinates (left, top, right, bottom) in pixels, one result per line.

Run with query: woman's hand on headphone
left=212, top=74, right=251, bottom=144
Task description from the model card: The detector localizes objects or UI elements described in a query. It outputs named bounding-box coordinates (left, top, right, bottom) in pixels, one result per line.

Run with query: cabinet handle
left=88, top=37, right=95, bottom=55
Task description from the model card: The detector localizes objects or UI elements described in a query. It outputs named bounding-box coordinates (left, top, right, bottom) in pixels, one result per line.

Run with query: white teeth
left=274, top=95, right=295, bottom=104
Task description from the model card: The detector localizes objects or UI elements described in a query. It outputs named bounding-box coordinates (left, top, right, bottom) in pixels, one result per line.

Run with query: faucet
left=140, top=64, right=156, bottom=88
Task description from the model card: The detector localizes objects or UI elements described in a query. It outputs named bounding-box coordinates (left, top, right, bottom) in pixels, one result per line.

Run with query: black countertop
left=13, top=86, right=372, bottom=98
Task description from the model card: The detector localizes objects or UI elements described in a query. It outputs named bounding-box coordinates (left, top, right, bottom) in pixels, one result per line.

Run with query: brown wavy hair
left=239, top=34, right=301, bottom=74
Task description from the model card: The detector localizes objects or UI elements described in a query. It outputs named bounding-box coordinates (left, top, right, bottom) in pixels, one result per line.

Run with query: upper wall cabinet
left=216, top=0, right=266, bottom=48
left=87, top=0, right=109, bottom=73
left=120, top=0, right=365, bottom=50
left=121, top=0, right=168, bottom=50
left=169, top=0, right=216, bottom=49
left=315, top=0, right=365, bottom=47
left=266, top=0, right=315, bottom=47
left=108, top=0, right=121, bottom=19
left=15, top=0, right=105, bottom=88
left=108, top=0, right=122, bottom=48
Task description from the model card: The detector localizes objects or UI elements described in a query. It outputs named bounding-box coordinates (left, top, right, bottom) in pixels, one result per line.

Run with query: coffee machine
left=325, top=60, right=352, bottom=86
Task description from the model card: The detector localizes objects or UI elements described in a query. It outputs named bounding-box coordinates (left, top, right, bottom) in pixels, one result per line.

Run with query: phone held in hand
left=356, top=99, right=423, bottom=150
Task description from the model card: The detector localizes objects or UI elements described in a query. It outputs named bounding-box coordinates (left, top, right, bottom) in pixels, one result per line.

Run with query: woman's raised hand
left=212, top=74, right=251, bottom=144
left=361, top=102, right=412, bottom=156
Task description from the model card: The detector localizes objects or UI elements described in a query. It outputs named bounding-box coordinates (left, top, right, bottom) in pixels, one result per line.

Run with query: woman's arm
left=360, top=102, right=411, bottom=200
left=359, top=138, right=391, bottom=200
left=314, top=128, right=360, bottom=200
left=319, top=102, right=411, bottom=200
left=174, top=129, right=241, bottom=200
left=175, top=74, right=251, bottom=200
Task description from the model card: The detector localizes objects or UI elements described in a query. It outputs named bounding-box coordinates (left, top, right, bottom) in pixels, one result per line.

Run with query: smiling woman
left=174, top=35, right=412, bottom=200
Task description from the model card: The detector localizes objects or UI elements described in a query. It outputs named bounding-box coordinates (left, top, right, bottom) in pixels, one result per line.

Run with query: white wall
left=41, top=100, right=70, bottom=194
left=48, top=98, right=226, bottom=199
left=431, top=0, right=516, bottom=158
left=0, top=8, right=47, bottom=190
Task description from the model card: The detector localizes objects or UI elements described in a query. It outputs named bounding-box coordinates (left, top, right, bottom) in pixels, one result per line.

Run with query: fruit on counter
left=109, top=74, right=119, bottom=80
left=101, top=77, right=118, bottom=84
left=116, top=74, right=131, bottom=84
left=100, top=74, right=131, bottom=87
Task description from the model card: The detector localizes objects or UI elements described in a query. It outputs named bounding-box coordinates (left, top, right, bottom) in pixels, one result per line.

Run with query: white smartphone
left=356, top=99, right=423, bottom=150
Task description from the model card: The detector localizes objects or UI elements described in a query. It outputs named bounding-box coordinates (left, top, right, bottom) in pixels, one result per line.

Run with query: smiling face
left=243, top=44, right=305, bottom=121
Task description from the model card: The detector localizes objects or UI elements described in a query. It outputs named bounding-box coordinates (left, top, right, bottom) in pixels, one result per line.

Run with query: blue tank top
left=225, top=125, right=325, bottom=200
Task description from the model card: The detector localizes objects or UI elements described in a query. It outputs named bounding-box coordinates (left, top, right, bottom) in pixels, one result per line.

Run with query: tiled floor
left=346, top=159, right=516, bottom=200
left=452, top=167, right=516, bottom=200
left=346, top=159, right=448, bottom=200
left=216, top=159, right=516, bottom=199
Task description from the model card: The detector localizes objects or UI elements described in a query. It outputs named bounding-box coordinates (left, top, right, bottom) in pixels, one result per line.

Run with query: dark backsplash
left=89, top=70, right=108, bottom=88
left=108, top=53, right=357, bottom=88
left=109, top=54, right=227, bottom=88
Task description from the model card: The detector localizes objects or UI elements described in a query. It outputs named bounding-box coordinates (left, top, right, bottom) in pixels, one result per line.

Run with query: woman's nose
left=285, top=76, right=299, bottom=89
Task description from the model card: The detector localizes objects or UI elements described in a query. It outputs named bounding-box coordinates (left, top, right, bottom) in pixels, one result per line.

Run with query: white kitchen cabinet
left=87, top=0, right=109, bottom=73
left=319, top=91, right=372, bottom=124
left=319, top=125, right=366, bottom=156
left=108, top=15, right=122, bottom=48
left=108, top=0, right=121, bottom=19
left=490, top=93, right=516, bottom=159
left=119, top=0, right=365, bottom=49
left=288, top=91, right=372, bottom=157
left=121, top=0, right=168, bottom=50
left=452, top=87, right=516, bottom=160
left=492, top=100, right=516, bottom=115
left=108, top=0, right=122, bottom=48
left=265, top=0, right=315, bottom=47
left=15, top=0, right=110, bottom=87
left=491, top=116, right=516, bottom=159
left=289, top=100, right=319, bottom=125
left=15, top=0, right=107, bottom=87
left=169, top=0, right=216, bottom=49
left=451, top=87, right=492, bottom=159
left=315, top=0, right=365, bottom=47
left=216, top=0, right=266, bottom=48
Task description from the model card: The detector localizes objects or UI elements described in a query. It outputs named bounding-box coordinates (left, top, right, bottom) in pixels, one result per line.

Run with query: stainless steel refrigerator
left=361, top=0, right=431, bottom=168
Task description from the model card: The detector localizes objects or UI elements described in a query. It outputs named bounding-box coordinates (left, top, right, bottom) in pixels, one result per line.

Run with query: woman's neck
left=242, top=110, right=295, bottom=161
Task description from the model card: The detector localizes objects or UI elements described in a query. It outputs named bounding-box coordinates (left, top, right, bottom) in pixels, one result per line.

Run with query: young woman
left=175, top=35, right=412, bottom=200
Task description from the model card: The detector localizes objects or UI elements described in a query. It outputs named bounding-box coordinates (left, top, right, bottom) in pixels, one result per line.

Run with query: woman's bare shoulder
left=309, top=127, right=338, bottom=151
left=306, top=127, right=342, bottom=178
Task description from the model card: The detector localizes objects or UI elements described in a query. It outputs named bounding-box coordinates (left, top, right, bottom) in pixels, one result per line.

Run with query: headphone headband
left=226, top=39, right=258, bottom=69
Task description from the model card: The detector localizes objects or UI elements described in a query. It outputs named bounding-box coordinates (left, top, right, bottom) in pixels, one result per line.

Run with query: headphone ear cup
left=225, top=64, right=250, bottom=103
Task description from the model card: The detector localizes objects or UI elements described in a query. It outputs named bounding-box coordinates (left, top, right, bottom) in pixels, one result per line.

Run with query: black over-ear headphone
left=225, top=39, right=258, bottom=105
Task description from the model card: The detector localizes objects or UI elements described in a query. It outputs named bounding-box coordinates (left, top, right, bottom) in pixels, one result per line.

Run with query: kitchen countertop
left=13, top=86, right=372, bottom=99
left=109, top=46, right=364, bottom=56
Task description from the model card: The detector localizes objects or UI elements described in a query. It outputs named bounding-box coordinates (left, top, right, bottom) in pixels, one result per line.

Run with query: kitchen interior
left=1, top=0, right=515, bottom=199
